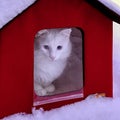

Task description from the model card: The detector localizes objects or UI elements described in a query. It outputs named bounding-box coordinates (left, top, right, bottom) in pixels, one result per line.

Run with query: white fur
left=34, top=28, right=72, bottom=96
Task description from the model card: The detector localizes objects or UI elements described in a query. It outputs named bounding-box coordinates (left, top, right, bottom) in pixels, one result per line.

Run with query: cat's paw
left=34, top=84, right=47, bottom=96
left=45, top=84, right=55, bottom=93
left=35, top=88, right=47, bottom=96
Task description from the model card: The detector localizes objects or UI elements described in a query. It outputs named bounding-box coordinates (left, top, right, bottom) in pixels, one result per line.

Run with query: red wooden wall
left=0, top=0, right=112, bottom=118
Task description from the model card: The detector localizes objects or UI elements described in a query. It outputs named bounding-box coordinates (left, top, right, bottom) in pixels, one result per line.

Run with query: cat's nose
left=50, top=55, right=55, bottom=60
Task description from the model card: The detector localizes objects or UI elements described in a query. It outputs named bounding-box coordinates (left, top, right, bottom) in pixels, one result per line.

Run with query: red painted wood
left=0, top=0, right=112, bottom=118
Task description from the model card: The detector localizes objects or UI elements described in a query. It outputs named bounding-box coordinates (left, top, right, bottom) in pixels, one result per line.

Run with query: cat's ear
left=60, top=28, right=72, bottom=37
left=35, top=29, right=49, bottom=38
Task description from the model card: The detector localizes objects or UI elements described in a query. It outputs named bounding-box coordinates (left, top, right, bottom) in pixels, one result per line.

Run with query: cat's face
left=36, top=29, right=71, bottom=61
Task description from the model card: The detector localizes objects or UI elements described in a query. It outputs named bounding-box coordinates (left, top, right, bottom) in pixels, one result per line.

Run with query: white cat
left=34, top=28, right=72, bottom=96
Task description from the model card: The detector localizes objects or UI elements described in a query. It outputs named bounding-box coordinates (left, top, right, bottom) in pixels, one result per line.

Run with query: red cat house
left=0, top=0, right=119, bottom=118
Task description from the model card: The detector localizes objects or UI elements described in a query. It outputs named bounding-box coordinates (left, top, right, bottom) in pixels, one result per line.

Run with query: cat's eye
left=57, top=45, right=62, bottom=50
left=44, top=45, right=49, bottom=50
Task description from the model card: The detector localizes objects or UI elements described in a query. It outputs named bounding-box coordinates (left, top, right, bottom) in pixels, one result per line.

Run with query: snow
left=0, top=0, right=36, bottom=29
left=2, top=97, right=120, bottom=120
left=98, top=0, right=120, bottom=15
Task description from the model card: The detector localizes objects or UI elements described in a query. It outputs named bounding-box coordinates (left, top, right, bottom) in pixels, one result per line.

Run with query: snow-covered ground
left=2, top=97, right=120, bottom=120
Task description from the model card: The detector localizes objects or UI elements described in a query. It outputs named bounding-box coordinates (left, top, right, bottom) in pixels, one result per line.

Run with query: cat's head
left=35, top=28, right=72, bottom=61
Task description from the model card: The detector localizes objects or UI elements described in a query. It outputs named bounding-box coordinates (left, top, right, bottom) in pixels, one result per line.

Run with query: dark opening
left=34, top=27, right=84, bottom=106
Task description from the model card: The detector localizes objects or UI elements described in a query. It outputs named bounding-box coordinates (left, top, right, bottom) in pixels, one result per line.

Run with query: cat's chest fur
left=34, top=51, right=67, bottom=84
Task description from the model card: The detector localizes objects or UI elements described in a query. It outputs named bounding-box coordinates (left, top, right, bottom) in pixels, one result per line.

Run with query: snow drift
left=3, top=97, right=120, bottom=120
